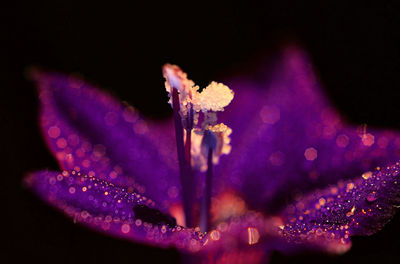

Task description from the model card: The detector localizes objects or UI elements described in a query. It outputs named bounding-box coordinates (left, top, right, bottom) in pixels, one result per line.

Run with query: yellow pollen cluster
left=206, top=123, right=232, bottom=157
left=193, top=81, right=234, bottom=112
left=163, top=64, right=234, bottom=119
left=188, top=123, right=232, bottom=172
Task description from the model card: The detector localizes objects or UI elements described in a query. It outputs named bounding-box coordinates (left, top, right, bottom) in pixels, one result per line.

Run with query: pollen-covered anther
left=194, top=81, right=234, bottom=112
left=188, top=123, right=232, bottom=172
left=207, top=123, right=232, bottom=158
left=162, top=64, right=196, bottom=106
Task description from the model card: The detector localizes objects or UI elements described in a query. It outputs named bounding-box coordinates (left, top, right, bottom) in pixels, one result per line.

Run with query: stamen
left=163, top=64, right=194, bottom=104
left=172, top=88, right=186, bottom=171
left=190, top=124, right=232, bottom=172
left=167, top=73, right=195, bottom=227
left=163, top=64, right=234, bottom=231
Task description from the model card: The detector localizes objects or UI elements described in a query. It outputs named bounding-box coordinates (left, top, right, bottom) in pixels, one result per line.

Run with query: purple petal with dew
left=24, top=170, right=206, bottom=251
left=32, top=71, right=180, bottom=208
left=216, top=46, right=400, bottom=213
left=24, top=169, right=280, bottom=260
left=278, top=161, right=400, bottom=254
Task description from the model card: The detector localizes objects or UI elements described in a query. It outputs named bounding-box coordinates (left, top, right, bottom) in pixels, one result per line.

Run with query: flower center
left=163, top=64, right=234, bottom=231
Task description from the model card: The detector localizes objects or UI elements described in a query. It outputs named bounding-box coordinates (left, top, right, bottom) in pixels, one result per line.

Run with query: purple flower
left=25, top=46, right=400, bottom=263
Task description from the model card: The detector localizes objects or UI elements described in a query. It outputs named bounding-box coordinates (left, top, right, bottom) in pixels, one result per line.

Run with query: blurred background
left=4, top=1, right=400, bottom=263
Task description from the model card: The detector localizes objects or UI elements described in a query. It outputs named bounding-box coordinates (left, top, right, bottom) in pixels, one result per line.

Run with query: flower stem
left=172, top=88, right=194, bottom=227
left=200, top=147, right=213, bottom=232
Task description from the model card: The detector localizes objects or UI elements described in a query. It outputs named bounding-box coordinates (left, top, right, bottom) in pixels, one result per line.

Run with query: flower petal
left=215, top=46, right=400, bottom=212
left=24, top=170, right=205, bottom=251
left=25, top=170, right=281, bottom=260
left=278, top=161, right=400, bottom=253
left=32, top=71, right=179, bottom=207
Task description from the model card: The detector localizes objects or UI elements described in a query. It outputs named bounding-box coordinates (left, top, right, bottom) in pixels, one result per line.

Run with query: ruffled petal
left=32, top=71, right=179, bottom=207
left=24, top=170, right=206, bottom=251
left=215, top=46, right=400, bottom=212
left=278, top=161, right=400, bottom=254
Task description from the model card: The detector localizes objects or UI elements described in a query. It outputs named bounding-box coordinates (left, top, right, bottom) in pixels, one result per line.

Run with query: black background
left=4, top=1, right=400, bottom=263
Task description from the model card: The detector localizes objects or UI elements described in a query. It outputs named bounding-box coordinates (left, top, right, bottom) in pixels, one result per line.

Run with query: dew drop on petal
left=49, top=177, right=56, bottom=185
left=48, top=126, right=60, bottom=138
left=56, top=174, right=63, bottom=181
left=109, top=171, right=118, bottom=179
left=210, top=230, right=221, bottom=241
left=121, top=224, right=130, bottom=234
left=269, top=151, right=285, bottom=166
left=362, top=171, right=373, bottom=180
left=330, top=187, right=339, bottom=195
left=362, top=133, right=375, bottom=147
left=346, top=206, right=356, bottom=217
left=304, top=147, right=318, bottom=161
left=260, top=105, right=280, bottom=124
left=247, top=227, right=260, bottom=245
left=56, top=138, right=67, bottom=149
left=69, top=186, right=76, bottom=194
left=366, top=193, right=377, bottom=202
left=80, top=211, right=89, bottom=219
left=105, top=215, right=112, bottom=223
left=336, top=134, right=349, bottom=148
left=123, top=106, right=139, bottom=123
left=93, top=144, right=106, bottom=159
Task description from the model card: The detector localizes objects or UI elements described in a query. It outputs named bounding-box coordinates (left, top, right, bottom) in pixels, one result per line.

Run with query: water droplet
left=259, top=105, right=280, bottom=124
left=121, top=224, right=130, bottom=234
left=362, top=171, right=373, bottom=180
left=366, top=193, right=377, bottom=202
left=304, top=147, right=318, bottom=161
left=48, top=126, right=60, bottom=138
left=336, top=134, right=349, bottom=148
left=210, top=230, right=221, bottom=241
left=247, top=227, right=260, bottom=245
